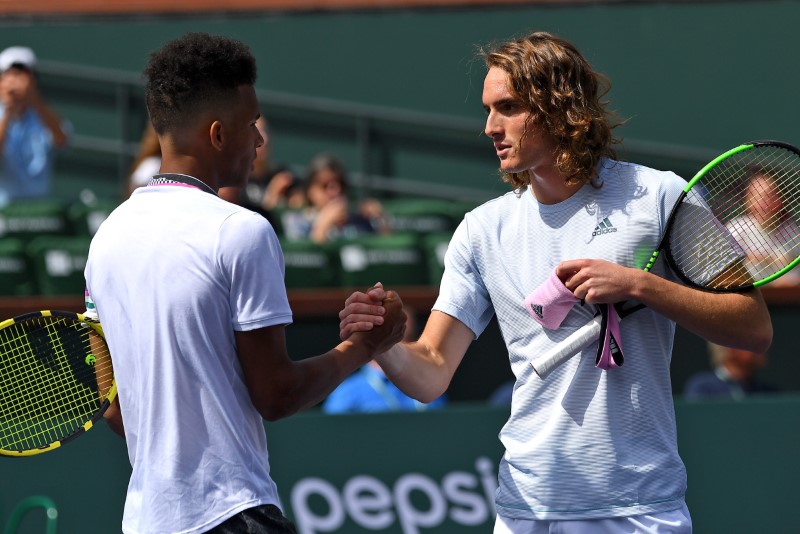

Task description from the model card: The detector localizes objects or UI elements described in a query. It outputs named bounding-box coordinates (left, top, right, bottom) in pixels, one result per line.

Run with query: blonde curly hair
left=482, top=31, right=622, bottom=191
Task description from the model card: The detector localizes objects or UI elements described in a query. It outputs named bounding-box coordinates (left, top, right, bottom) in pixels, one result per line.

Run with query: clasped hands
left=339, top=282, right=406, bottom=354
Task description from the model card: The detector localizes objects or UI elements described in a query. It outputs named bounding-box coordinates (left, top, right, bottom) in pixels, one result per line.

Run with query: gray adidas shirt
left=434, top=159, right=688, bottom=520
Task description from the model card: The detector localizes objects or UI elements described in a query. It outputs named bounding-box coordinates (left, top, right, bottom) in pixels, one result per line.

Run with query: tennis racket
left=531, top=140, right=800, bottom=379
left=0, top=310, right=115, bottom=456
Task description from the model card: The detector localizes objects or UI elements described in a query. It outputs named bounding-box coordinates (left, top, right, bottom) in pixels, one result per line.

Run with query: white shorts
left=494, top=503, right=692, bottom=534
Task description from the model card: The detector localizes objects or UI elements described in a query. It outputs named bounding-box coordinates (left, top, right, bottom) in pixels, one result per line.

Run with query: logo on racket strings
left=85, top=354, right=97, bottom=366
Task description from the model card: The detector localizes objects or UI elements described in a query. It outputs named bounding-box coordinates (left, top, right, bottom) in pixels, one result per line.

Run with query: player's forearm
left=295, top=340, right=377, bottom=411
left=256, top=341, right=374, bottom=421
left=631, top=270, right=772, bottom=353
left=374, top=341, right=452, bottom=404
left=103, top=398, right=125, bottom=439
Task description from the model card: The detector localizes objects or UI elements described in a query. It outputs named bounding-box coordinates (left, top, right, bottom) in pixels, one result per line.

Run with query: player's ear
left=209, top=120, right=224, bottom=151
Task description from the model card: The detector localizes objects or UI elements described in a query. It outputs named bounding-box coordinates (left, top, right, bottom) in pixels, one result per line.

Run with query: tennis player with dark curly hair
left=338, top=31, right=772, bottom=533
left=85, top=32, right=406, bottom=534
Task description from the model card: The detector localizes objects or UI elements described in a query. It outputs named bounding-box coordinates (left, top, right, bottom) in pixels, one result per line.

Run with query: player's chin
left=499, top=161, right=525, bottom=175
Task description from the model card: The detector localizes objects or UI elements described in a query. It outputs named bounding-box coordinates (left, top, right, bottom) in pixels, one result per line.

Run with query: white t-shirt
left=434, top=160, right=688, bottom=520
left=85, top=181, right=292, bottom=534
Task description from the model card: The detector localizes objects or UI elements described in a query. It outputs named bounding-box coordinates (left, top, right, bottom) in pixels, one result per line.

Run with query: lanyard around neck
left=147, top=173, right=218, bottom=196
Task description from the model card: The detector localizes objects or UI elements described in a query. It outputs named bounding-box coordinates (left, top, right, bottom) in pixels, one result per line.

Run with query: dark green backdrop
left=3, top=399, right=799, bottom=533
left=0, top=0, right=797, bottom=199
left=0, top=1, right=796, bottom=141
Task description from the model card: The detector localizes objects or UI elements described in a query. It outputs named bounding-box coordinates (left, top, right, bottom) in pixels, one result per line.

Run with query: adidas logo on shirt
left=592, top=217, right=618, bottom=237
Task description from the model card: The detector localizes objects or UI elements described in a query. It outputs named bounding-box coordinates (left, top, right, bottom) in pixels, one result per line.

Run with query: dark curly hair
left=481, top=31, right=622, bottom=190
left=144, top=32, right=257, bottom=134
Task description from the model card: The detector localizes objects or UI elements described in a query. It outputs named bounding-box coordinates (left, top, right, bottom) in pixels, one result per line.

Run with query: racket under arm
left=530, top=315, right=602, bottom=379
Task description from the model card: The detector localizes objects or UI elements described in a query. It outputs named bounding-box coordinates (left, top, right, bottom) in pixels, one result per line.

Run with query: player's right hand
left=354, top=292, right=407, bottom=355
left=339, top=282, right=391, bottom=341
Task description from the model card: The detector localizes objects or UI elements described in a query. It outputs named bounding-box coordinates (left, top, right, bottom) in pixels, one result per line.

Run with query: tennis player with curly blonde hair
left=339, top=31, right=771, bottom=533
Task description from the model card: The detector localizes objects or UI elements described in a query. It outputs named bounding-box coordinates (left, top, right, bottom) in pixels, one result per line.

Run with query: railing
left=37, top=59, right=722, bottom=203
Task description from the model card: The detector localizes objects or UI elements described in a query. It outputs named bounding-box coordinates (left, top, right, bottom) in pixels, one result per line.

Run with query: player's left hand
left=351, top=291, right=407, bottom=355
left=557, top=258, right=640, bottom=304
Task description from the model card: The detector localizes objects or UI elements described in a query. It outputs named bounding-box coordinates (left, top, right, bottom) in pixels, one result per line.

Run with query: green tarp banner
left=2, top=399, right=799, bottom=533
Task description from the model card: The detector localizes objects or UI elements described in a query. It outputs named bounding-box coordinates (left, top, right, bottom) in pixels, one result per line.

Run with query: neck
left=528, top=166, right=584, bottom=204
left=158, top=129, right=222, bottom=191
left=159, top=154, right=218, bottom=192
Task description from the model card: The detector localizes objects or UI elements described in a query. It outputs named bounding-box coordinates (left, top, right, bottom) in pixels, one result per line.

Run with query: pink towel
left=595, top=304, right=624, bottom=370
left=524, top=271, right=580, bottom=330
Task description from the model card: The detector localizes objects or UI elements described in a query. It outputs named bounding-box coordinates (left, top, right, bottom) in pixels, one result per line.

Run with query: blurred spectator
left=726, top=171, right=800, bottom=286
left=683, top=341, right=778, bottom=400
left=127, top=121, right=161, bottom=197
left=487, top=379, right=514, bottom=407
left=322, top=307, right=447, bottom=413
left=0, top=46, right=69, bottom=206
left=247, top=116, right=303, bottom=211
left=282, top=152, right=388, bottom=243
left=219, top=116, right=302, bottom=220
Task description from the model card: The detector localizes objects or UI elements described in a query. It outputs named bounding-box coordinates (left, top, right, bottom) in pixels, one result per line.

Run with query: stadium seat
left=273, top=208, right=305, bottom=240
left=0, top=238, right=36, bottom=296
left=421, top=232, right=453, bottom=287
left=66, top=198, right=119, bottom=237
left=381, top=198, right=458, bottom=235
left=447, top=200, right=478, bottom=227
left=26, top=235, right=91, bottom=296
left=0, top=200, right=68, bottom=241
left=280, top=239, right=341, bottom=289
left=338, top=233, right=428, bottom=288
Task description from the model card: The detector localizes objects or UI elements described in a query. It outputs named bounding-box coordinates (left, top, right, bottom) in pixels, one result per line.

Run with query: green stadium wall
left=0, top=1, right=797, bottom=200
left=2, top=398, right=799, bottom=533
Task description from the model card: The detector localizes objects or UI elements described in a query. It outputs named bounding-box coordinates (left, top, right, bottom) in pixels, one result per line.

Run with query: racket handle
left=530, top=315, right=603, bottom=379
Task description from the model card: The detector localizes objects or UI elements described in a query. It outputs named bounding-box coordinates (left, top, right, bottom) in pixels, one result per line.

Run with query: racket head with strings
left=0, top=310, right=115, bottom=457
left=663, top=140, right=800, bottom=291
